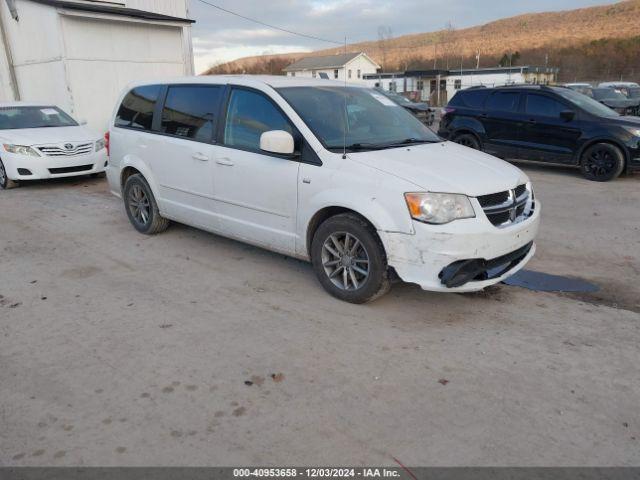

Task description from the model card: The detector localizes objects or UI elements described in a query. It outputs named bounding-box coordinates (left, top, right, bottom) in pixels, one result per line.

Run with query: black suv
left=438, top=85, right=640, bottom=181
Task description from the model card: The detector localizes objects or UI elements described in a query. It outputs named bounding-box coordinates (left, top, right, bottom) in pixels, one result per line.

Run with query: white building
left=283, top=52, right=380, bottom=83
left=0, top=0, right=194, bottom=131
left=364, top=66, right=559, bottom=106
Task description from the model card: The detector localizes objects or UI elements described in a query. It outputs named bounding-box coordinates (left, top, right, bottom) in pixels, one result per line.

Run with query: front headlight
left=624, top=126, right=640, bottom=137
left=3, top=144, right=40, bottom=157
left=405, top=192, right=476, bottom=224
left=95, top=138, right=106, bottom=152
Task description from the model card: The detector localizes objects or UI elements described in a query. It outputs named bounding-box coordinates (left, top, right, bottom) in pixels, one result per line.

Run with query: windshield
left=627, top=88, right=640, bottom=99
left=277, top=86, right=440, bottom=151
left=592, top=89, right=626, bottom=101
left=556, top=88, right=619, bottom=117
left=376, top=89, right=413, bottom=105
left=0, top=106, right=78, bottom=130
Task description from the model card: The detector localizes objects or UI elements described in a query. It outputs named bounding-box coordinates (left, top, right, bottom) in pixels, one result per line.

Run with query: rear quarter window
left=452, top=89, right=490, bottom=109
left=115, top=85, right=162, bottom=131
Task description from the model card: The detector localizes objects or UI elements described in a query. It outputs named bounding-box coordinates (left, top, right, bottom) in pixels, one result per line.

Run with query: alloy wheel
left=585, top=146, right=616, bottom=178
left=128, top=184, right=151, bottom=226
left=0, top=161, right=6, bottom=187
left=321, top=232, right=370, bottom=291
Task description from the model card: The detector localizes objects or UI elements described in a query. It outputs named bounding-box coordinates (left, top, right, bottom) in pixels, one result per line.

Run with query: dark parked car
left=588, top=88, right=640, bottom=116
left=438, top=85, right=640, bottom=181
left=374, top=88, right=435, bottom=126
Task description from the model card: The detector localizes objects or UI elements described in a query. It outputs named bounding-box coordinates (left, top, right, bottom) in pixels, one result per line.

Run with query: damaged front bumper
left=379, top=201, right=541, bottom=292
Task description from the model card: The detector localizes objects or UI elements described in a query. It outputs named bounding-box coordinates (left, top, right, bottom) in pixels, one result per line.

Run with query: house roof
left=283, top=52, right=373, bottom=72
left=28, top=0, right=195, bottom=24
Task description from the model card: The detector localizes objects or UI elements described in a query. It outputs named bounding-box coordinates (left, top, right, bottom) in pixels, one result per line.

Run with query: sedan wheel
left=0, top=160, right=18, bottom=190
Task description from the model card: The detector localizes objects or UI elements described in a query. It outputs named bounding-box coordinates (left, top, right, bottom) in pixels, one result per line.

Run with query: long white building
left=364, top=66, right=559, bottom=106
left=0, top=0, right=194, bottom=131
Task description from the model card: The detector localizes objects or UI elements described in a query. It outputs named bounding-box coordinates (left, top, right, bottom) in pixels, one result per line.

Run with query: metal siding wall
left=124, top=0, right=188, bottom=17
left=61, top=15, right=185, bottom=131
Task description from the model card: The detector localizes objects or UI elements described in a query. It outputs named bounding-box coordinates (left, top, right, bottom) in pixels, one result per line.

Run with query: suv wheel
left=453, top=133, right=480, bottom=150
left=579, top=143, right=624, bottom=182
left=0, top=160, right=18, bottom=190
left=311, top=213, right=391, bottom=304
left=123, top=174, right=170, bottom=234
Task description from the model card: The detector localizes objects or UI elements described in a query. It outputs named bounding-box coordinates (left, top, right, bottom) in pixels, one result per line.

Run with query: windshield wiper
left=386, top=138, right=438, bottom=147
left=330, top=143, right=390, bottom=152
left=330, top=138, right=439, bottom=152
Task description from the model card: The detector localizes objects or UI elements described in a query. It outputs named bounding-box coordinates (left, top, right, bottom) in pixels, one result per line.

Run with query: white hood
left=349, top=141, right=528, bottom=197
left=0, top=126, right=99, bottom=146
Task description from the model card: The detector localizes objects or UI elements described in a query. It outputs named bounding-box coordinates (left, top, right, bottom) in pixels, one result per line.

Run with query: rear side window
left=115, top=85, right=161, bottom=131
left=525, top=94, right=566, bottom=117
left=160, top=85, right=223, bottom=142
left=486, top=92, right=520, bottom=112
left=223, top=88, right=294, bottom=152
left=451, top=89, right=490, bottom=108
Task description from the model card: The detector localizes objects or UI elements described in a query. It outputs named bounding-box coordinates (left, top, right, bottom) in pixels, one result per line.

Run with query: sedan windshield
left=375, top=89, right=413, bottom=106
left=556, top=88, right=619, bottom=117
left=627, top=88, right=640, bottom=99
left=277, top=86, right=440, bottom=151
left=592, top=89, right=626, bottom=101
left=0, top=106, right=78, bottom=130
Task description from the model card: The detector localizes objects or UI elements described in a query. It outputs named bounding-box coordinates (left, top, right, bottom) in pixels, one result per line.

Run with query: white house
left=283, top=52, right=380, bottom=83
left=364, top=66, right=559, bottom=105
left=0, top=0, right=194, bottom=131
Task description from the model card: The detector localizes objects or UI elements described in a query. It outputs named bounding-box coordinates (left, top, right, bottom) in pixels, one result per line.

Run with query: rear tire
left=453, top=133, right=481, bottom=150
left=0, top=159, right=18, bottom=190
left=311, top=213, right=391, bottom=304
left=123, top=174, right=170, bottom=235
left=579, top=143, right=625, bottom=182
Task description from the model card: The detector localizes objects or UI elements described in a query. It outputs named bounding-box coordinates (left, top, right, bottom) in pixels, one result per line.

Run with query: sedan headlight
left=624, top=126, right=640, bottom=137
left=405, top=192, right=476, bottom=225
left=3, top=144, right=40, bottom=156
left=95, top=138, right=106, bottom=152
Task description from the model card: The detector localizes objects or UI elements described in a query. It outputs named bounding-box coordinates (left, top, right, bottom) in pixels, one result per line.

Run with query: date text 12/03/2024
left=232, top=468, right=402, bottom=478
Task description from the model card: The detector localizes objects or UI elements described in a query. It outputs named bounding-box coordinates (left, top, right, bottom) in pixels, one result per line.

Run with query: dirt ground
left=0, top=163, right=639, bottom=466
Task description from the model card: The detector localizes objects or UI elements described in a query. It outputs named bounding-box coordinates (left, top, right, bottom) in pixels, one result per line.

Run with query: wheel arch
left=576, top=138, right=629, bottom=170
left=119, top=157, right=162, bottom=200
left=305, top=206, right=381, bottom=259
left=451, top=129, right=483, bottom=148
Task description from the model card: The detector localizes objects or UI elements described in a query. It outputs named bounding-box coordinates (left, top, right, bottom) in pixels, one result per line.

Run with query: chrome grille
left=477, top=184, right=534, bottom=228
left=37, top=143, right=93, bottom=157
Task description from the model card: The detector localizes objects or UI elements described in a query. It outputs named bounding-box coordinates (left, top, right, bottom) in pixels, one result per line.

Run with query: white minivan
left=107, top=76, right=540, bottom=303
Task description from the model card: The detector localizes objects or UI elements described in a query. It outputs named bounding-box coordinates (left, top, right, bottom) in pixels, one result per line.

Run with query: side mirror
left=260, top=130, right=295, bottom=155
left=560, top=110, right=575, bottom=122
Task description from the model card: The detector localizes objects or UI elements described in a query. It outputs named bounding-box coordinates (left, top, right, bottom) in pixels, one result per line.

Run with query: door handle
left=216, top=158, right=234, bottom=166
left=192, top=152, right=209, bottom=162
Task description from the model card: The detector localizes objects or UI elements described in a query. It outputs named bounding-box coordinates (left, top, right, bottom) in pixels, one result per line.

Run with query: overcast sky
left=190, top=0, right=620, bottom=73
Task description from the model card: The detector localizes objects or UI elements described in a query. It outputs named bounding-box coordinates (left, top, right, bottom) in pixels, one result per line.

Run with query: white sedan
left=0, top=102, right=108, bottom=189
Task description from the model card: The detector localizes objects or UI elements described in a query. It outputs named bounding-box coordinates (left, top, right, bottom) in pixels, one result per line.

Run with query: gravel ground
left=0, top=163, right=638, bottom=466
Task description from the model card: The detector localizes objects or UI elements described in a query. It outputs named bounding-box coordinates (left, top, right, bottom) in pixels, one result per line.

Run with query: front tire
left=123, top=174, right=170, bottom=234
left=579, top=143, right=625, bottom=182
left=311, top=213, right=391, bottom=304
left=453, top=133, right=481, bottom=150
left=0, top=159, right=19, bottom=190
